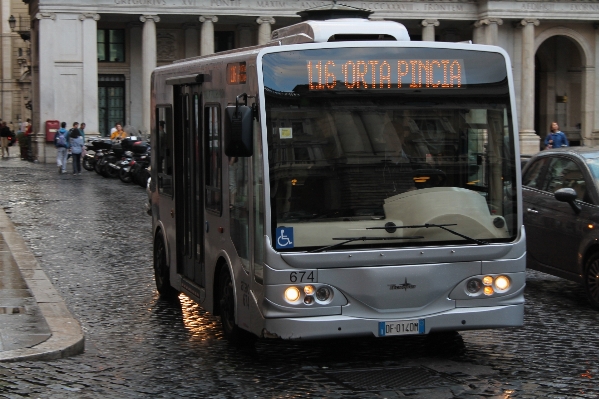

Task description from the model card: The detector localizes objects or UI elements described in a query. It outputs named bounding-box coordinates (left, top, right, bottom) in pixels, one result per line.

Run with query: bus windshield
left=262, top=47, right=518, bottom=251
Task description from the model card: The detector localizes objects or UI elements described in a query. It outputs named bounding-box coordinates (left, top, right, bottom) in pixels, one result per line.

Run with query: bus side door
left=174, top=85, right=205, bottom=288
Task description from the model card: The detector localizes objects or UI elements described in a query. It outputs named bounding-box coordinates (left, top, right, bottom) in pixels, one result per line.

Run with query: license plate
left=378, top=319, right=425, bottom=337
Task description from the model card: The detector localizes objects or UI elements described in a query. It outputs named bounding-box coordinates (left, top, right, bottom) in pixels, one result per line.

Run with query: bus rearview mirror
left=225, top=105, right=253, bottom=157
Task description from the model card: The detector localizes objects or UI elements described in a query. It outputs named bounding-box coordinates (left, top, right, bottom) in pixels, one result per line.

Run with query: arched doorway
left=534, top=28, right=592, bottom=147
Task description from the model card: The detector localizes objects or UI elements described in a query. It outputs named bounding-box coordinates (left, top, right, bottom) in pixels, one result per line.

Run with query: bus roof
left=270, top=18, right=410, bottom=45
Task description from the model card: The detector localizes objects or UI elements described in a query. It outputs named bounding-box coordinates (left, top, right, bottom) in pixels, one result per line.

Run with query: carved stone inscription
left=100, top=0, right=599, bottom=17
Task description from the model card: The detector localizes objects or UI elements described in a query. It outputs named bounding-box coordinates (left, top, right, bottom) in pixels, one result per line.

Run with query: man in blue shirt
left=544, top=121, right=569, bottom=149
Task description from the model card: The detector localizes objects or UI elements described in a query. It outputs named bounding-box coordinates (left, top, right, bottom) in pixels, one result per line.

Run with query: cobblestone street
left=1, top=157, right=599, bottom=398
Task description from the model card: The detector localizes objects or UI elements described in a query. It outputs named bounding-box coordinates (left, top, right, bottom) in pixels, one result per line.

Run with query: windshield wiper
left=308, top=236, right=423, bottom=253
left=366, top=223, right=489, bottom=245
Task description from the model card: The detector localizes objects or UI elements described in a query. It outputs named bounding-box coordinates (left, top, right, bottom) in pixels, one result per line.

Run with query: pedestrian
left=110, top=122, right=127, bottom=141
left=24, top=122, right=32, bottom=161
left=79, top=122, right=86, bottom=141
left=16, top=129, right=28, bottom=160
left=69, top=128, right=84, bottom=175
left=0, top=121, right=10, bottom=158
left=67, top=122, right=79, bottom=159
left=55, top=122, right=69, bottom=173
left=79, top=122, right=86, bottom=157
left=20, top=118, right=30, bottom=135
left=544, top=121, right=569, bottom=149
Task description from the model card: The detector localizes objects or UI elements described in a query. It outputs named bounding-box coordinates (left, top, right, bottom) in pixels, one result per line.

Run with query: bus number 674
left=290, top=271, right=315, bottom=283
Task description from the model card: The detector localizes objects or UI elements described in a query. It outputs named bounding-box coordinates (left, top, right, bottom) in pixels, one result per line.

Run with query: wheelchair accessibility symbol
left=276, top=227, right=294, bottom=249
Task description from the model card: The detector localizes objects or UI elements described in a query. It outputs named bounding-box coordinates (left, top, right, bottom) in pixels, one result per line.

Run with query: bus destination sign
left=307, top=59, right=465, bottom=90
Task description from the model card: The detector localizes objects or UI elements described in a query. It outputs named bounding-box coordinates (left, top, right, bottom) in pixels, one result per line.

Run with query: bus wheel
left=219, top=268, right=256, bottom=346
left=584, top=252, right=599, bottom=309
left=153, top=233, right=178, bottom=300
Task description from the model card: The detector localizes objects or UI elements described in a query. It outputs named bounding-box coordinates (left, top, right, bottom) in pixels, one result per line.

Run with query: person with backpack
left=69, top=128, right=84, bottom=175
left=55, top=122, right=69, bottom=173
left=66, top=122, right=79, bottom=160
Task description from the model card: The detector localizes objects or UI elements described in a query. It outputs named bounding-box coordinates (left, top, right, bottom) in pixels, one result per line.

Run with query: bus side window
left=205, top=105, right=222, bottom=214
left=156, top=106, right=173, bottom=196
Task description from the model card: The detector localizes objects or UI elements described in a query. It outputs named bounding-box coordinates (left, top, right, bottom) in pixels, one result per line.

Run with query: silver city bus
left=150, top=10, right=525, bottom=344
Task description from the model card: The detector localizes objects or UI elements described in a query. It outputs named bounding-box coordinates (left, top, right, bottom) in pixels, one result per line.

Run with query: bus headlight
left=284, top=286, right=301, bottom=302
left=466, top=278, right=482, bottom=294
left=494, top=275, right=510, bottom=291
left=315, top=286, right=332, bottom=303
left=304, top=285, right=315, bottom=295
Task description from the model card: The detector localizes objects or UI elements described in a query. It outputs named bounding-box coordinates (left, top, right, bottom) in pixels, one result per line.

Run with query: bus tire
left=219, top=268, right=256, bottom=346
left=584, top=252, right=599, bottom=309
left=153, top=232, right=178, bottom=300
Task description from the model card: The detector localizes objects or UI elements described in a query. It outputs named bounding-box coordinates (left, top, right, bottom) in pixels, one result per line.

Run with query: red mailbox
left=45, top=120, right=60, bottom=143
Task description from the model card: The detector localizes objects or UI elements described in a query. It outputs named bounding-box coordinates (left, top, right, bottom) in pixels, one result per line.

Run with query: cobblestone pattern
left=1, top=160, right=599, bottom=398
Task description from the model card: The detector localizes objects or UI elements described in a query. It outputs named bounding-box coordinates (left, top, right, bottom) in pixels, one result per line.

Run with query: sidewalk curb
left=0, top=209, right=85, bottom=362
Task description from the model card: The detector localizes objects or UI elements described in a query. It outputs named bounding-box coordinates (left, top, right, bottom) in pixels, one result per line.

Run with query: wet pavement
left=1, top=150, right=599, bottom=398
left=0, top=233, right=52, bottom=352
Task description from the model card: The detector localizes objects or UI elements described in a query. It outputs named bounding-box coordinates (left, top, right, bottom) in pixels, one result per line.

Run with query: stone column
left=256, top=17, right=275, bottom=45
left=34, top=13, right=57, bottom=162
left=484, top=18, right=503, bottom=45
left=35, top=13, right=56, bottom=133
left=79, top=13, right=100, bottom=135
left=421, top=19, right=439, bottom=42
left=237, top=24, right=253, bottom=48
left=129, top=23, right=143, bottom=132
left=184, top=23, right=199, bottom=58
left=199, top=16, right=218, bottom=56
left=472, top=20, right=484, bottom=44
left=520, top=18, right=540, bottom=155
left=140, top=15, right=160, bottom=136
left=592, top=24, right=599, bottom=144
left=2, top=0, right=12, bottom=121
left=583, top=65, right=594, bottom=145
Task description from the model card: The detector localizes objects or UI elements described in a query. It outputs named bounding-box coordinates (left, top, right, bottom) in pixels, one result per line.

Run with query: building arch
left=535, top=27, right=592, bottom=66
left=534, top=26, right=594, bottom=145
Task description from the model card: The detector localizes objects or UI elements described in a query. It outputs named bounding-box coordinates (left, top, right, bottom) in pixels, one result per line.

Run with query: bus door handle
left=170, top=209, right=174, bottom=218
left=527, top=208, right=539, bottom=214
left=205, top=221, right=209, bottom=233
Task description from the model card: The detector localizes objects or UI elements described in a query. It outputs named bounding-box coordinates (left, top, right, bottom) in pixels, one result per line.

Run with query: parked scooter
left=117, top=150, right=135, bottom=183
left=104, top=136, right=138, bottom=179
left=82, top=138, right=111, bottom=172
left=129, top=141, right=151, bottom=187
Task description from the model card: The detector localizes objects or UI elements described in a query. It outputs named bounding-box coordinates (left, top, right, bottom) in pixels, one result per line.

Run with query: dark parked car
left=522, top=146, right=599, bottom=308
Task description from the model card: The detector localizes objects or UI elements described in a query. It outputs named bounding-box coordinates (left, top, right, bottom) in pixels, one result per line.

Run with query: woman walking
left=55, top=122, right=69, bottom=173
left=69, top=128, right=84, bottom=175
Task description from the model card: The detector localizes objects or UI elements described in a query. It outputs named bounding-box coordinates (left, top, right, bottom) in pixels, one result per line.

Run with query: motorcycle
left=92, top=139, right=113, bottom=176
left=82, top=138, right=111, bottom=172
left=129, top=141, right=151, bottom=187
left=103, top=137, right=139, bottom=179
left=117, top=150, right=135, bottom=183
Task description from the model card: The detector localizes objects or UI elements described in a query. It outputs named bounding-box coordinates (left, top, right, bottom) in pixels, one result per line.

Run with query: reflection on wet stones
left=1, top=163, right=599, bottom=397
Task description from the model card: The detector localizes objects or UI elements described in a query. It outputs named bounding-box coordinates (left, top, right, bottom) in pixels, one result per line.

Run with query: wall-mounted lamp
left=8, top=15, right=16, bottom=31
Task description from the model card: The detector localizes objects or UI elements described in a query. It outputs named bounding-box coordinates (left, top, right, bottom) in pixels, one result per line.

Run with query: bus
left=150, top=7, right=525, bottom=344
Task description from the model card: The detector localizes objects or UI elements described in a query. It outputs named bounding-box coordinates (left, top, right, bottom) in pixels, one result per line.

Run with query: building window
left=215, top=31, right=235, bottom=53
left=98, top=75, right=125, bottom=137
left=98, top=29, right=125, bottom=62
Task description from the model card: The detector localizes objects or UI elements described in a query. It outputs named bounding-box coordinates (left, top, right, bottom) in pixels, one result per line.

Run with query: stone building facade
left=14, top=0, right=599, bottom=156
left=1, top=0, right=31, bottom=132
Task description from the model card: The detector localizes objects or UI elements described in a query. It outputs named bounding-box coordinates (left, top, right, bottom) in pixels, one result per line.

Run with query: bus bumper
left=261, top=304, right=523, bottom=340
